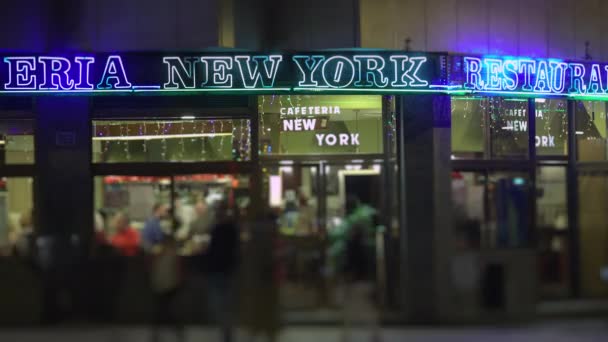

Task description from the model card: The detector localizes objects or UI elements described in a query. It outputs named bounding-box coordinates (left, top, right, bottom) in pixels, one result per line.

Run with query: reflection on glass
left=489, top=98, right=529, bottom=159
left=0, top=120, right=35, bottom=165
left=578, top=173, right=608, bottom=297
left=535, top=99, right=568, bottom=156
left=537, top=166, right=569, bottom=298
left=259, top=95, right=383, bottom=156
left=451, top=97, right=530, bottom=159
left=575, top=101, right=608, bottom=161
left=451, top=97, right=485, bottom=159
left=0, top=177, right=34, bottom=257
left=92, top=119, right=251, bottom=163
left=452, top=171, right=530, bottom=249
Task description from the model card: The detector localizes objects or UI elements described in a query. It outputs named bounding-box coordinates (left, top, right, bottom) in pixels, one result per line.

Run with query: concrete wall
left=260, top=0, right=358, bottom=50
left=0, top=0, right=220, bottom=51
left=360, top=0, right=608, bottom=60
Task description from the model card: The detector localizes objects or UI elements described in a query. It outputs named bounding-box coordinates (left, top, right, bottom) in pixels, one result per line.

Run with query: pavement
left=0, top=319, right=608, bottom=342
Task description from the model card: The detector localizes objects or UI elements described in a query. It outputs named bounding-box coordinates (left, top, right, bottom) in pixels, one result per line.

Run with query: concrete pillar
left=397, top=94, right=453, bottom=322
left=35, top=97, right=93, bottom=245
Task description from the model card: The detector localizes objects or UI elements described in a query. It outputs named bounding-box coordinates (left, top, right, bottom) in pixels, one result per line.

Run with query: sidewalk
left=0, top=319, right=607, bottom=342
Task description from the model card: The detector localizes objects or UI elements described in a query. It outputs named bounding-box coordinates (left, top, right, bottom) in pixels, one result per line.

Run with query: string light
left=160, top=121, right=167, bottom=160
left=179, top=121, right=185, bottom=159
left=124, top=123, right=131, bottom=160
left=102, top=123, right=110, bottom=155
left=201, top=120, right=206, bottom=159
left=142, top=122, right=147, bottom=153
left=260, top=95, right=266, bottom=137
left=219, top=120, right=225, bottom=155
left=239, top=119, right=246, bottom=159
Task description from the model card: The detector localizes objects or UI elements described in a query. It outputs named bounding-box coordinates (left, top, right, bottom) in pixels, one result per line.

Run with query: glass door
left=323, top=162, right=385, bottom=311
left=263, top=163, right=323, bottom=310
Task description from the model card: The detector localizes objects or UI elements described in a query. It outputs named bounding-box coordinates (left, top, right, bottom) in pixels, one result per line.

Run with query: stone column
left=397, top=94, right=453, bottom=322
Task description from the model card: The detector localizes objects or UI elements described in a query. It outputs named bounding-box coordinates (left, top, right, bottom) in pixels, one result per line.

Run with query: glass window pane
left=535, top=99, right=568, bottom=156
left=92, top=119, right=251, bottom=163
left=537, top=166, right=569, bottom=298
left=452, top=171, right=530, bottom=249
left=451, top=97, right=530, bottom=159
left=94, top=174, right=248, bottom=256
left=0, top=120, right=35, bottom=165
left=575, top=101, right=608, bottom=161
left=451, top=97, right=485, bottom=159
left=0, top=177, right=34, bottom=257
left=489, top=98, right=529, bottom=159
left=578, top=173, right=608, bottom=297
left=259, top=95, right=383, bottom=156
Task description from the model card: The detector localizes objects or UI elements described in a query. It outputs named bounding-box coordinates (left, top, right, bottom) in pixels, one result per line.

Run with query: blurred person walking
left=241, top=209, right=284, bottom=342
left=203, top=200, right=239, bottom=342
left=149, top=233, right=184, bottom=342
left=329, top=196, right=381, bottom=342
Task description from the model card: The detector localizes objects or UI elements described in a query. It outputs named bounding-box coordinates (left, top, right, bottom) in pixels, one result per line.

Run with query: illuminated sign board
left=3, top=51, right=607, bottom=98
left=0, top=51, right=443, bottom=95
left=454, top=55, right=608, bottom=97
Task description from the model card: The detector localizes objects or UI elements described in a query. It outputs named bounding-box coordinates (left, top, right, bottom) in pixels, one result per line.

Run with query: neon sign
left=6, top=52, right=608, bottom=97
left=292, top=54, right=429, bottom=89
left=0, top=51, right=440, bottom=95
left=460, top=56, right=608, bottom=96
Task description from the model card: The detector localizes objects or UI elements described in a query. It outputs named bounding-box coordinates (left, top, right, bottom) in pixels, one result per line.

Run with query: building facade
left=0, top=0, right=607, bottom=324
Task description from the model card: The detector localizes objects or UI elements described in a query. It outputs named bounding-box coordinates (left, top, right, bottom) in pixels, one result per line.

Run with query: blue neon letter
left=550, top=62, right=567, bottom=93
left=534, top=60, right=551, bottom=92
left=97, top=55, right=132, bottom=89
left=586, top=64, right=603, bottom=93
left=568, top=63, right=586, bottom=94
left=518, top=60, right=536, bottom=91
left=4, top=57, right=36, bottom=90
left=74, top=57, right=94, bottom=90
left=502, top=60, right=518, bottom=91
left=464, top=57, right=482, bottom=90
left=38, top=57, right=74, bottom=90
left=484, top=58, right=503, bottom=91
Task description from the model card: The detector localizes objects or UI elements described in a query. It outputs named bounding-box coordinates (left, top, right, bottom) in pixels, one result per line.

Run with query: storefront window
left=0, top=120, right=35, bottom=165
left=451, top=97, right=485, bottom=159
left=0, top=177, right=34, bottom=256
left=575, top=101, right=608, bottom=161
left=452, top=97, right=530, bottom=159
left=92, top=119, right=251, bottom=163
left=535, top=99, right=568, bottom=156
left=258, top=95, right=383, bottom=156
left=94, top=174, right=249, bottom=256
